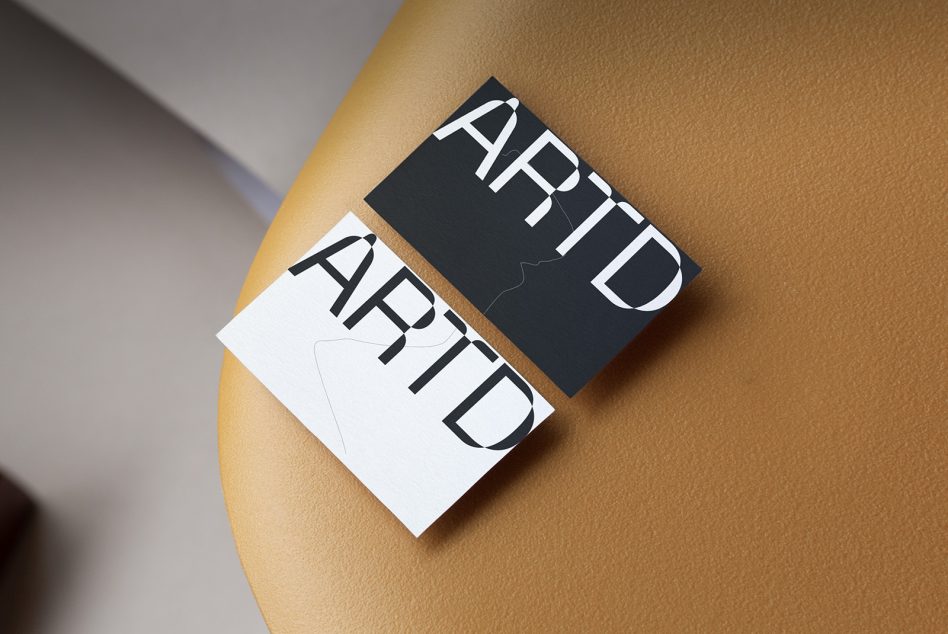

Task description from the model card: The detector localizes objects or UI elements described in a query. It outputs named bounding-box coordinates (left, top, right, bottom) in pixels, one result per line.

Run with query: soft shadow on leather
left=422, top=280, right=715, bottom=545
left=422, top=420, right=564, bottom=547
left=578, top=280, right=716, bottom=411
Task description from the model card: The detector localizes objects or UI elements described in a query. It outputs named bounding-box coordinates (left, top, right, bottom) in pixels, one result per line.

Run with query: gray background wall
left=0, top=1, right=398, bottom=631
left=16, top=0, right=402, bottom=194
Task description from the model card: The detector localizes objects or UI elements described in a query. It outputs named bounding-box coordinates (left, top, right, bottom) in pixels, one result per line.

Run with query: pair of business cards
left=218, top=78, right=700, bottom=536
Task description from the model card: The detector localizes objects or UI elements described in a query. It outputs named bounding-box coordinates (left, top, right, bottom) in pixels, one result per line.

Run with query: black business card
left=366, top=77, right=700, bottom=396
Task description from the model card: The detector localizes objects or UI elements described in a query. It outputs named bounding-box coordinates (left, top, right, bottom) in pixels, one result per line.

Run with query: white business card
left=218, top=212, right=553, bottom=536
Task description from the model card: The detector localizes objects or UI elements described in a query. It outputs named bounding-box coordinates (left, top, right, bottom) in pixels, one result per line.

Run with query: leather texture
left=218, top=1, right=947, bottom=630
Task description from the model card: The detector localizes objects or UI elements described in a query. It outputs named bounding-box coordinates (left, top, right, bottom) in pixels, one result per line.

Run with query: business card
left=366, top=77, right=701, bottom=396
left=218, top=212, right=554, bottom=536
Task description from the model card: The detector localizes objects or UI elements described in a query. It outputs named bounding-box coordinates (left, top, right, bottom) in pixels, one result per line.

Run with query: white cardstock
left=218, top=212, right=554, bottom=536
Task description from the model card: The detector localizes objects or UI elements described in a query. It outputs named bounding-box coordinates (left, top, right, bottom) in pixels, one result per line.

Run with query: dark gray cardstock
left=366, top=77, right=700, bottom=396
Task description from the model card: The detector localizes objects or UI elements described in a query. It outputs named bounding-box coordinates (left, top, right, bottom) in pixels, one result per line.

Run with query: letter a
left=433, top=97, right=519, bottom=179
left=288, top=233, right=375, bottom=316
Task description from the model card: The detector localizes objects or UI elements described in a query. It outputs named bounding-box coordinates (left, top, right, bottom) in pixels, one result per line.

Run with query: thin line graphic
left=484, top=148, right=575, bottom=315
left=483, top=255, right=563, bottom=315
left=312, top=329, right=459, bottom=453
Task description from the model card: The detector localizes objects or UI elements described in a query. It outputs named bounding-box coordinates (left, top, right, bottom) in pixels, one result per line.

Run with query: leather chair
left=218, top=1, right=945, bottom=630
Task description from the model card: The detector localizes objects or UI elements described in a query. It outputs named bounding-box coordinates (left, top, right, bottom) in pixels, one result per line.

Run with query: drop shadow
left=419, top=280, right=717, bottom=546
left=422, top=420, right=565, bottom=548
left=577, top=280, right=719, bottom=411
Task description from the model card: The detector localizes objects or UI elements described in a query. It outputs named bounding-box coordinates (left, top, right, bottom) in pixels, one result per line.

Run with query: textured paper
left=218, top=212, right=553, bottom=536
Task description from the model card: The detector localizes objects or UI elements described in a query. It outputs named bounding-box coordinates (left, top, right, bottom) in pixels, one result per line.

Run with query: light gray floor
left=0, top=4, right=267, bottom=632
left=17, top=0, right=403, bottom=194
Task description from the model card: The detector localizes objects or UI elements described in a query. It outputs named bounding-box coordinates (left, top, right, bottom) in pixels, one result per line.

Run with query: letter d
left=442, top=364, right=535, bottom=451
left=592, top=225, right=683, bottom=311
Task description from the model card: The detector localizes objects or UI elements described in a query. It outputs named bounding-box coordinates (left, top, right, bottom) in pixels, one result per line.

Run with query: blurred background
left=0, top=0, right=400, bottom=630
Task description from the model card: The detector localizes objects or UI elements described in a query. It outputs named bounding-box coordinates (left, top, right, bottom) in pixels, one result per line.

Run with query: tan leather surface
left=218, top=1, right=947, bottom=630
